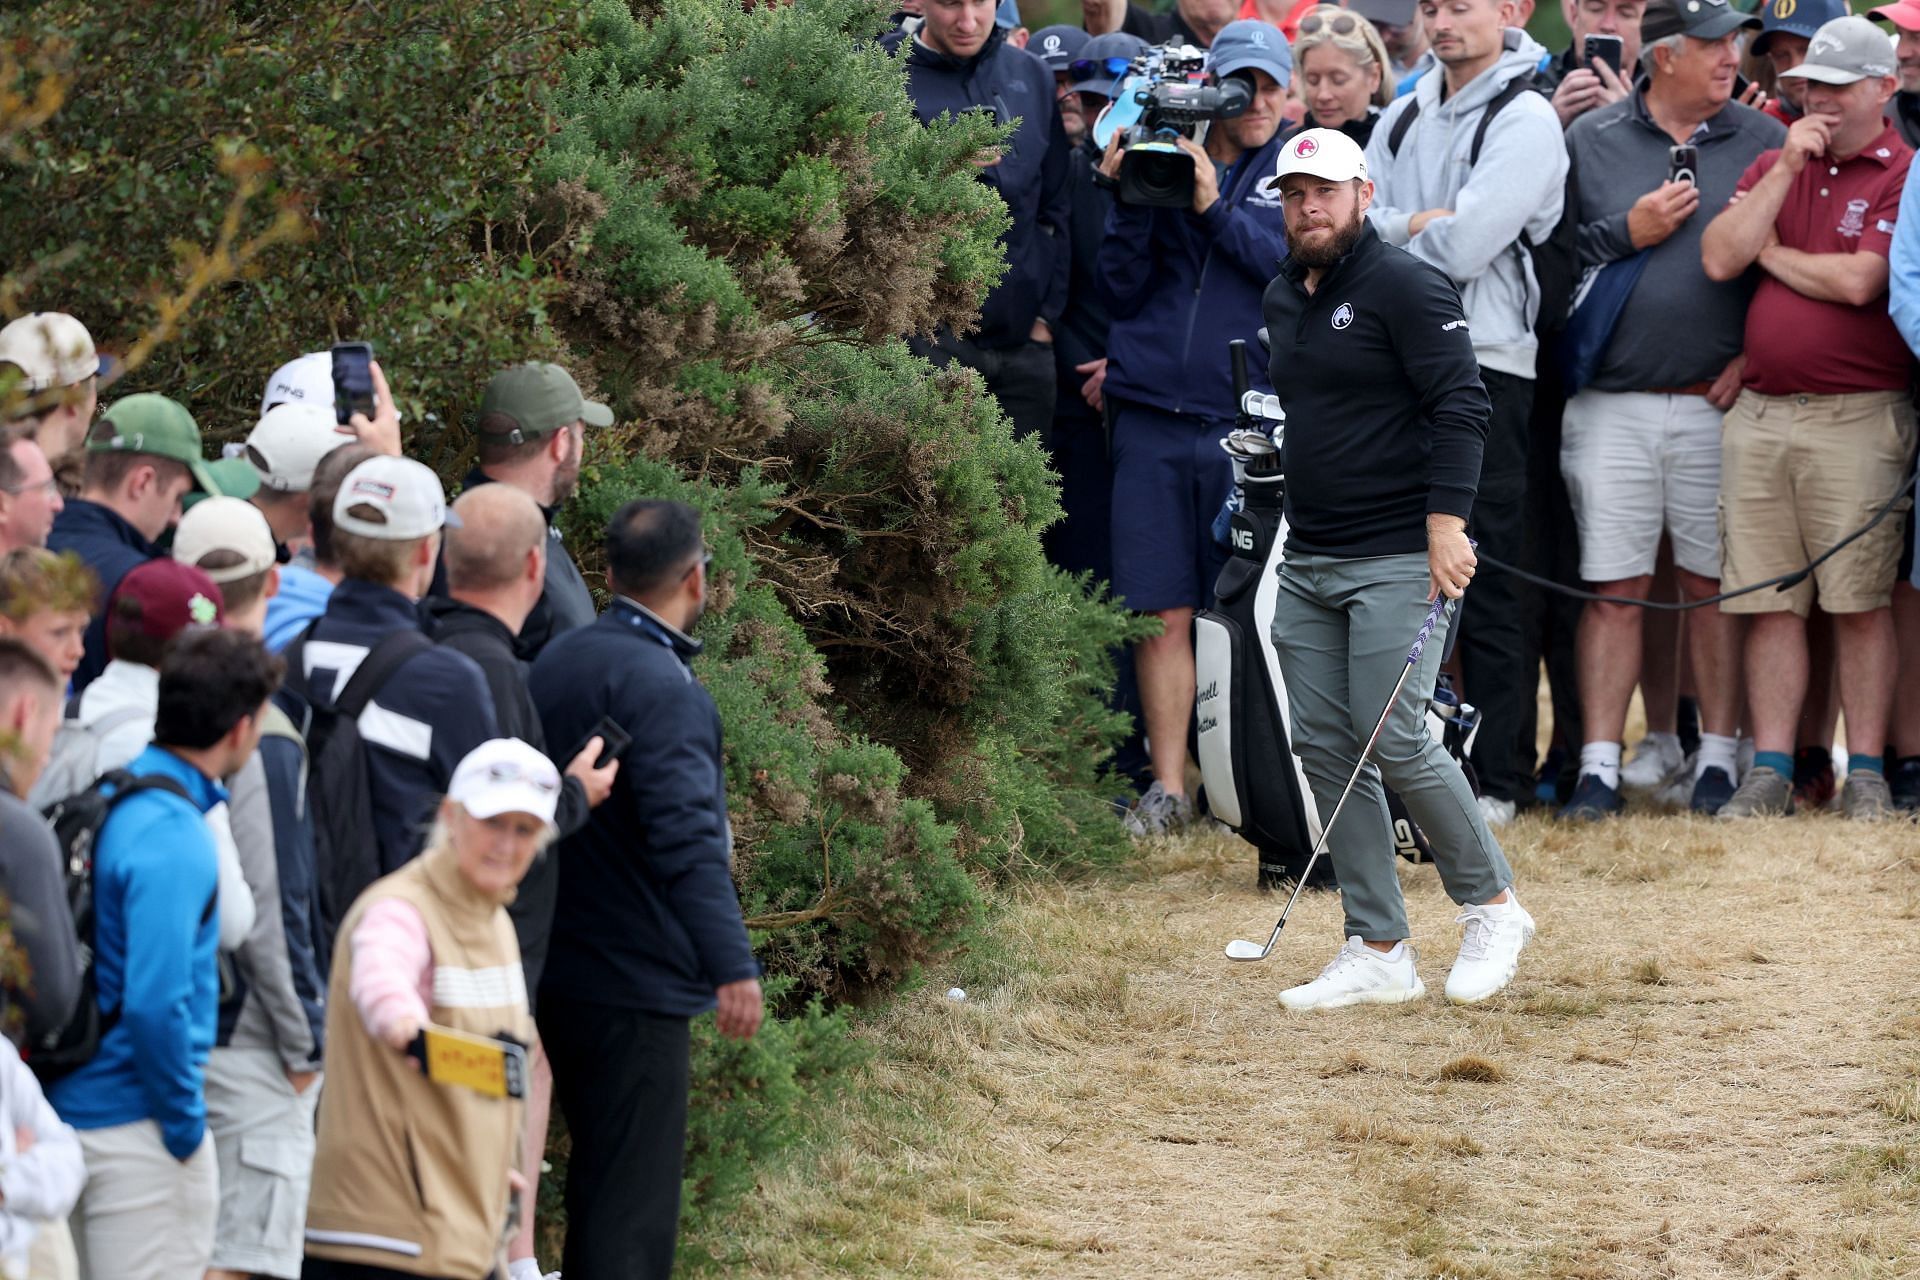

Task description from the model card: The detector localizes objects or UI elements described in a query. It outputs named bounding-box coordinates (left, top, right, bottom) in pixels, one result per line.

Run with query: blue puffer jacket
left=886, top=25, right=1071, bottom=348
left=1097, top=130, right=1291, bottom=420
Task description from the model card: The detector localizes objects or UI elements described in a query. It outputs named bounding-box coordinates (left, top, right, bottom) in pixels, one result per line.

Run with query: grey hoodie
left=1365, top=28, right=1568, bottom=379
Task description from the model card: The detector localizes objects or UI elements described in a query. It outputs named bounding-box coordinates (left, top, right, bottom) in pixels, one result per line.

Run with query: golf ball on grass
left=945, top=987, right=967, bottom=1002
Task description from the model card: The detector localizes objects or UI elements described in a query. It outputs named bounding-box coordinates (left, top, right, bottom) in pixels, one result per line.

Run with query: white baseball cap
left=0, top=313, right=102, bottom=390
left=173, top=496, right=278, bottom=584
left=448, top=738, right=562, bottom=825
left=260, top=351, right=332, bottom=416
left=246, top=402, right=348, bottom=492
left=1262, top=127, right=1369, bottom=192
left=332, top=455, right=460, bottom=541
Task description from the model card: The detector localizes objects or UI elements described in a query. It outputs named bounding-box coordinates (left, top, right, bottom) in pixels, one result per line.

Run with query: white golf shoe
left=1620, top=734, right=1684, bottom=793
left=1444, top=895, right=1535, bottom=1005
left=1279, top=937, right=1425, bottom=1011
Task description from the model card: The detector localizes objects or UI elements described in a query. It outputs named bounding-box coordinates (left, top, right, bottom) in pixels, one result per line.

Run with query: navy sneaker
left=1689, top=766, right=1736, bottom=815
left=1556, top=773, right=1624, bottom=822
left=1891, top=757, right=1920, bottom=813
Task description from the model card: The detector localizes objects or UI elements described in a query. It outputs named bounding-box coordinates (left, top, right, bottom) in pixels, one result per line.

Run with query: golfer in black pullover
left=1257, top=128, right=1537, bottom=1012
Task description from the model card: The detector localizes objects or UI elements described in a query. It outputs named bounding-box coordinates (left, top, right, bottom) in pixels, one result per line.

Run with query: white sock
left=1639, top=730, right=1680, bottom=757
left=1579, top=741, right=1622, bottom=790
left=508, top=1260, right=544, bottom=1280
left=1695, top=732, right=1738, bottom=779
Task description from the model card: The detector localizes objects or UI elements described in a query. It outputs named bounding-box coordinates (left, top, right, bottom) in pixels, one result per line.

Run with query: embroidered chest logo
left=1839, top=197, right=1869, bottom=239
left=1331, top=302, right=1355, bottom=330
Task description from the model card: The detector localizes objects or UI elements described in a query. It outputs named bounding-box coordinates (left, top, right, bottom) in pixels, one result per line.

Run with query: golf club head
left=1224, top=938, right=1268, bottom=961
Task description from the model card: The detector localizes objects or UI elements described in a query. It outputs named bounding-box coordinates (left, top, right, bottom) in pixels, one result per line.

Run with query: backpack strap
left=1387, top=99, right=1419, bottom=157
left=1468, top=74, right=1535, bottom=166
left=333, top=629, right=434, bottom=720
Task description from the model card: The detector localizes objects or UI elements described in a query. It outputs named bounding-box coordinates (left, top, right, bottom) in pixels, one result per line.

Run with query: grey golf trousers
left=1272, top=551, right=1514, bottom=941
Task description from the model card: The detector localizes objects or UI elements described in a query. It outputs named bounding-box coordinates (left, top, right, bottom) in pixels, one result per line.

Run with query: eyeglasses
left=1067, top=55, right=1133, bottom=83
left=1298, top=10, right=1364, bottom=37
left=0, top=476, right=59, bottom=499
left=480, top=762, right=560, bottom=794
left=680, top=547, right=714, bottom=582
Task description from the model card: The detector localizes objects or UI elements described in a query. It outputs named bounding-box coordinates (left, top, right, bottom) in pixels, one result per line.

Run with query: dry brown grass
left=717, top=811, right=1920, bottom=1278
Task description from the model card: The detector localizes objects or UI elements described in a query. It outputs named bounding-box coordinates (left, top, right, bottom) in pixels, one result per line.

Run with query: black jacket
left=1896, top=91, right=1920, bottom=150
left=47, top=499, right=160, bottom=693
left=1122, top=3, right=1203, bottom=45
left=422, top=596, right=589, bottom=1004
left=1262, top=221, right=1490, bottom=557
left=1055, top=138, right=1118, bottom=411
left=884, top=26, right=1071, bottom=348
left=529, top=598, right=759, bottom=1017
left=427, top=468, right=597, bottom=660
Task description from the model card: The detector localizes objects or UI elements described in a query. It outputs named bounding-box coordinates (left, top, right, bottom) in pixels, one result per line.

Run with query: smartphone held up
left=331, top=341, right=376, bottom=427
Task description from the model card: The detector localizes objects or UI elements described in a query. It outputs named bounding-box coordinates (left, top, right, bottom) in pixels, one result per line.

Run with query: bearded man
left=1255, top=127, right=1536, bottom=1012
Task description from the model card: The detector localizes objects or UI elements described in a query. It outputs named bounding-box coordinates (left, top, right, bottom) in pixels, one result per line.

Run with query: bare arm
left=1701, top=159, right=1794, bottom=280
left=1757, top=245, right=1891, bottom=307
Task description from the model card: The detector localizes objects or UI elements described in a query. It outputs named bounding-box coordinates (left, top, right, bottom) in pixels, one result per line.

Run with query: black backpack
left=30, top=768, right=204, bottom=1085
left=276, top=626, right=432, bottom=956
left=1386, top=73, right=1580, bottom=337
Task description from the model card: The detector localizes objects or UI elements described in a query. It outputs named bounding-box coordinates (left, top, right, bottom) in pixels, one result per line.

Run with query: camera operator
left=1095, top=20, right=1292, bottom=836
left=887, top=0, right=1071, bottom=441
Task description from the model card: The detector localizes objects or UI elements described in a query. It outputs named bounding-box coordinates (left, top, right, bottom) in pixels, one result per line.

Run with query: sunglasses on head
left=481, top=762, right=561, bottom=794
left=1298, top=10, right=1365, bottom=37
left=1067, top=54, right=1134, bottom=81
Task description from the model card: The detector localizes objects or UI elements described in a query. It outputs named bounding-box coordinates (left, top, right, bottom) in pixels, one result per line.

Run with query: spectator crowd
left=0, top=315, right=760, bottom=1279
left=888, top=0, right=1920, bottom=834
left=2, top=0, right=1920, bottom=1272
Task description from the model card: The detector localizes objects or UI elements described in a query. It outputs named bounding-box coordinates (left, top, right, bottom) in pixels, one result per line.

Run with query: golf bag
left=1193, top=340, right=1482, bottom=890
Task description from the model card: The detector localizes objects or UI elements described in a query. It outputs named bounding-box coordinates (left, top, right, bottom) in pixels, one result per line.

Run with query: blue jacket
left=47, top=746, right=221, bottom=1160
left=297, top=579, right=498, bottom=876
left=47, top=499, right=160, bottom=693
left=887, top=26, right=1071, bottom=348
left=1055, top=138, right=1116, bottom=407
left=529, top=598, right=759, bottom=1017
left=1098, top=131, right=1290, bottom=421
left=262, top=561, right=335, bottom=654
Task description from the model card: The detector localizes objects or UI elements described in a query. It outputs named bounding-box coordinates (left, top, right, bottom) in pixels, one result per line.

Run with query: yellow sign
left=418, top=1024, right=527, bottom=1100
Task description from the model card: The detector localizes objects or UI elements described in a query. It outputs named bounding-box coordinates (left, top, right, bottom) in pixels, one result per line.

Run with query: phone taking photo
left=330, top=342, right=376, bottom=428
left=1584, top=34, right=1624, bottom=79
left=1668, top=143, right=1699, bottom=188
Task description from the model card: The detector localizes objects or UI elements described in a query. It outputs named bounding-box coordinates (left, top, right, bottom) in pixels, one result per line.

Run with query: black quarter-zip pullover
left=1262, top=221, right=1490, bottom=558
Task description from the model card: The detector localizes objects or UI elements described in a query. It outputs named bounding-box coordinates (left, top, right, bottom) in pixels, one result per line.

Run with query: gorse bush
left=4, top=0, right=1142, bottom=1259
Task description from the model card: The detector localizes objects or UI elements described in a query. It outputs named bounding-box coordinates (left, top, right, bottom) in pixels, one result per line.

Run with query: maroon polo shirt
left=1737, top=122, right=1914, bottom=397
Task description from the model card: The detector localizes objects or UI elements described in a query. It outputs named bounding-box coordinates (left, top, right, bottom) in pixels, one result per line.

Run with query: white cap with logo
left=448, top=738, right=563, bottom=826
left=260, top=351, right=332, bottom=416
left=1779, top=15, right=1898, bottom=83
left=247, top=402, right=349, bottom=492
left=173, top=497, right=279, bottom=584
left=0, top=313, right=102, bottom=390
left=333, top=456, right=460, bottom=541
left=1262, top=127, right=1369, bottom=193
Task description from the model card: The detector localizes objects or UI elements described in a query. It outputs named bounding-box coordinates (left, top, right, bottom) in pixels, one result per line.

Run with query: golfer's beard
left=1290, top=209, right=1365, bottom=269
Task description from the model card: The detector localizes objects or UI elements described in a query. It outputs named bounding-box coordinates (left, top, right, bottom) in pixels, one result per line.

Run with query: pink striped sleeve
left=348, top=898, right=433, bottom=1044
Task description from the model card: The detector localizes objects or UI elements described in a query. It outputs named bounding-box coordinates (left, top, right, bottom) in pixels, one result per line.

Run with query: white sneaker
left=1478, top=795, right=1516, bottom=828
left=1444, top=895, right=1536, bottom=1005
left=1279, top=937, right=1426, bottom=1010
left=1620, top=735, right=1684, bottom=793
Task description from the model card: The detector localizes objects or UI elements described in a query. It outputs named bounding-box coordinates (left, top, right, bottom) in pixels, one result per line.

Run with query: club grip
left=1230, top=339, right=1249, bottom=403
left=1405, top=593, right=1450, bottom=667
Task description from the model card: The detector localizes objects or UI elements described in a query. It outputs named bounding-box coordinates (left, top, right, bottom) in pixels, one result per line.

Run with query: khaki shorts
left=204, top=1047, right=319, bottom=1279
left=1719, top=388, right=1917, bottom=616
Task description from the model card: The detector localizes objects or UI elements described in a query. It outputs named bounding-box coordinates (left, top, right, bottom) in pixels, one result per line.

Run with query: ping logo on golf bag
left=1392, top=818, right=1421, bottom=862
left=1231, top=526, right=1255, bottom=552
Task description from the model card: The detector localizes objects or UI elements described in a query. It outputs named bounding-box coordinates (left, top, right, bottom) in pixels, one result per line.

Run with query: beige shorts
left=1719, top=388, right=1917, bottom=616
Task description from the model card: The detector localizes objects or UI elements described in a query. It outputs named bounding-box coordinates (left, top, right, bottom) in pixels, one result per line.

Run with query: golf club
left=1224, top=591, right=1452, bottom=962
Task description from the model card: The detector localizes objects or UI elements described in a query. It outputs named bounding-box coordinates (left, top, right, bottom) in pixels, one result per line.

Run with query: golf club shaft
left=1251, top=592, right=1452, bottom=956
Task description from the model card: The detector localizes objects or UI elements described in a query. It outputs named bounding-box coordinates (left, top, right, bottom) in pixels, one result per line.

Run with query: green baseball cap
left=478, top=362, right=613, bottom=442
left=181, top=457, right=263, bottom=512
left=89, top=393, right=224, bottom=495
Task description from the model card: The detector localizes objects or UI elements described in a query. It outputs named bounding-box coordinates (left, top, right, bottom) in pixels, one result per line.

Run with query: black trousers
left=1518, top=348, right=1584, bottom=799
left=540, top=996, right=692, bottom=1280
left=305, top=1262, right=478, bottom=1280
left=1459, top=368, right=1537, bottom=805
left=908, top=330, right=1058, bottom=441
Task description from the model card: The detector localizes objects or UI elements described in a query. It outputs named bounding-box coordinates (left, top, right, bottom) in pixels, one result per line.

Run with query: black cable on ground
left=1476, top=468, right=1918, bottom=611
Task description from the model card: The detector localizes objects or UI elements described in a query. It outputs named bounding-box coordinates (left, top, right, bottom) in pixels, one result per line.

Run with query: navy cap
left=1642, top=0, right=1762, bottom=45
left=1206, top=19, right=1293, bottom=88
left=1030, top=24, right=1091, bottom=70
left=1070, top=32, right=1149, bottom=94
left=1754, top=0, right=1850, bottom=53
left=996, top=0, right=1020, bottom=28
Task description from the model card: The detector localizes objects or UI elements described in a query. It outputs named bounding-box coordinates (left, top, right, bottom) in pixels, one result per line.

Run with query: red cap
left=106, top=559, right=225, bottom=658
left=1871, top=0, right=1920, bottom=32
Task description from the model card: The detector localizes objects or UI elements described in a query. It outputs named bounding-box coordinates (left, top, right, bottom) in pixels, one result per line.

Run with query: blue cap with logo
left=1205, top=19, right=1292, bottom=89
left=1070, top=32, right=1149, bottom=95
left=1030, top=24, right=1091, bottom=70
left=1754, top=0, right=1851, bottom=54
left=995, top=0, right=1021, bottom=29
